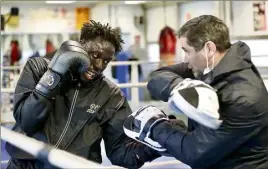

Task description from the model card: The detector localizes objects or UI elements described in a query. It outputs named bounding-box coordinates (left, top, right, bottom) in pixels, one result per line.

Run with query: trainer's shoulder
left=222, top=72, right=263, bottom=105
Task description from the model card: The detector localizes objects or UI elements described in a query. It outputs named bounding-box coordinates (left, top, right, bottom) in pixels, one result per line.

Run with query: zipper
left=62, top=88, right=125, bottom=150
left=54, top=82, right=81, bottom=149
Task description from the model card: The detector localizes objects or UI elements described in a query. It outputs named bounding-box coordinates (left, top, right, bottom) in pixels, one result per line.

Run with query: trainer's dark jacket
left=6, top=55, right=159, bottom=169
left=147, top=41, right=268, bottom=169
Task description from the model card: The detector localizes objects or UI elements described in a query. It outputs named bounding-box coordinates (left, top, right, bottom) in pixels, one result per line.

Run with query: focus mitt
left=123, top=105, right=168, bottom=152
left=168, top=78, right=223, bottom=129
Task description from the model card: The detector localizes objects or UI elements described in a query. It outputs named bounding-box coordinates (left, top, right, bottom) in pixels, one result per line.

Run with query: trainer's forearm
left=147, top=71, right=184, bottom=102
left=147, top=63, right=194, bottom=102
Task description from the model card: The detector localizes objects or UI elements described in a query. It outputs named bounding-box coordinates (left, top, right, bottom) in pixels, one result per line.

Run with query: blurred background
left=1, top=0, right=268, bottom=168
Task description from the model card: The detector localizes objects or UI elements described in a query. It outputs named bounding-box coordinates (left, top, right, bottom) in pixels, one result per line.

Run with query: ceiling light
left=46, top=1, right=76, bottom=4
left=124, top=1, right=146, bottom=5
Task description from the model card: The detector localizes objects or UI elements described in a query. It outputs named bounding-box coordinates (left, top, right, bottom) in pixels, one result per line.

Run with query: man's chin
left=80, top=73, right=94, bottom=82
left=85, top=73, right=94, bottom=80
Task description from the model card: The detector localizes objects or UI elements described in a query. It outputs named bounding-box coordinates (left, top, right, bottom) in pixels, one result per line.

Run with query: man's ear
left=206, top=41, right=217, bottom=58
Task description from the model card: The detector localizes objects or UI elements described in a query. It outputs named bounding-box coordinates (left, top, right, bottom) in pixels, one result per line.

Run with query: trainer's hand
left=123, top=105, right=169, bottom=152
left=168, top=78, right=222, bottom=129
left=35, top=40, right=90, bottom=99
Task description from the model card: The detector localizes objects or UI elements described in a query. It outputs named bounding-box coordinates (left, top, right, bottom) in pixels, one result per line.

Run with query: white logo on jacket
left=87, top=104, right=100, bottom=114
left=45, top=75, right=54, bottom=86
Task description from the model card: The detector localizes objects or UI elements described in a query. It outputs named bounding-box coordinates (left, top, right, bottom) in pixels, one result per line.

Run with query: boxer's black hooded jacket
left=6, top=55, right=158, bottom=169
left=147, top=41, right=268, bottom=169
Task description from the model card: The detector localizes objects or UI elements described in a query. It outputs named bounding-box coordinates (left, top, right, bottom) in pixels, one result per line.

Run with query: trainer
left=123, top=15, right=268, bottom=169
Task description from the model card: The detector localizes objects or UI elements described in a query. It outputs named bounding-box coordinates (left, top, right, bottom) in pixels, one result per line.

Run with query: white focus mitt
left=168, top=78, right=223, bottom=129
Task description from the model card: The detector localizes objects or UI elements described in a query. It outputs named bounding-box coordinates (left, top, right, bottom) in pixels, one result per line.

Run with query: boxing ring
left=1, top=60, right=268, bottom=169
left=1, top=124, right=188, bottom=169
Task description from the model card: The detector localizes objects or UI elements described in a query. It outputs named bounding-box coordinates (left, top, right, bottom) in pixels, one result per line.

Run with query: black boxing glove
left=35, top=40, right=90, bottom=99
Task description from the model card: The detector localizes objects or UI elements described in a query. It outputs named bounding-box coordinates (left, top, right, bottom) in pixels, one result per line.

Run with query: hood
left=201, top=41, right=253, bottom=84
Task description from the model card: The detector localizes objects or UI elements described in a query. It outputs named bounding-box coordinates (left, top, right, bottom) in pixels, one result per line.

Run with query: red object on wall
left=46, top=40, right=56, bottom=55
left=10, top=40, right=21, bottom=65
left=159, top=26, right=177, bottom=66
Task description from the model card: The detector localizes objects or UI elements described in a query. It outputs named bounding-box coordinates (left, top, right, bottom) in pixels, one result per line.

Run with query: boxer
left=6, top=20, right=160, bottom=169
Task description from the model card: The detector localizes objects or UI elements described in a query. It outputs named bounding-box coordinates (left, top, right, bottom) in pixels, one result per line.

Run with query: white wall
left=232, top=1, right=268, bottom=36
left=145, top=1, right=268, bottom=40
left=178, top=1, right=220, bottom=61
left=91, top=4, right=146, bottom=49
left=1, top=3, right=145, bottom=47
left=1, top=4, right=79, bottom=33
left=1, top=3, right=146, bottom=65
left=145, top=1, right=220, bottom=62
left=178, top=1, right=219, bottom=27
left=145, top=4, right=179, bottom=68
left=146, top=5, right=178, bottom=43
left=1, top=3, right=90, bottom=58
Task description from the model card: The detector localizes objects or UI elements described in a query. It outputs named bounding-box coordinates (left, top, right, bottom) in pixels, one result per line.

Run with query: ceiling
left=1, top=0, right=98, bottom=5
left=1, top=0, right=187, bottom=7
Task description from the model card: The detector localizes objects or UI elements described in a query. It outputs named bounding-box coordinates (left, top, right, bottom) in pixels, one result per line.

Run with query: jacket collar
left=63, top=72, right=104, bottom=89
left=201, top=41, right=252, bottom=84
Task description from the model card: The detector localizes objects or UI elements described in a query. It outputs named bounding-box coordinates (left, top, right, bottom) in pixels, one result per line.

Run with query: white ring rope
left=1, top=126, right=104, bottom=169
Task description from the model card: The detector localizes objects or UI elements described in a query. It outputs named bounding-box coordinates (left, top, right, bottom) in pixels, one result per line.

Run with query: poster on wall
left=75, top=7, right=90, bottom=30
left=253, top=1, right=267, bottom=31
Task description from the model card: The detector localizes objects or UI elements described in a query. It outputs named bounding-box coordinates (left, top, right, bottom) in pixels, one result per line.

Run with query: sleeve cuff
left=161, top=77, right=184, bottom=102
left=135, top=144, right=161, bottom=163
left=151, top=121, right=185, bottom=147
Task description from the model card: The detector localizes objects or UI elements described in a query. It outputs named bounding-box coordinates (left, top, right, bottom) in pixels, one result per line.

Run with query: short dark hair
left=80, top=20, right=124, bottom=53
left=178, top=15, right=231, bottom=52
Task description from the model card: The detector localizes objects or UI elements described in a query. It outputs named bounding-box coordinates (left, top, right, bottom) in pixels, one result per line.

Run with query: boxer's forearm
left=13, top=60, right=53, bottom=135
left=105, top=136, right=160, bottom=169
left=14, top=91, right=52, bottom=135
left=103, top=101, right=161, bottom=168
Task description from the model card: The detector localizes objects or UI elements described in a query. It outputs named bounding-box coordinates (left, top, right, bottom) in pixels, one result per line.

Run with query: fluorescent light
left=46, top=1, right=76, bottom=4
left=124, top=1, right=146, bottom=5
